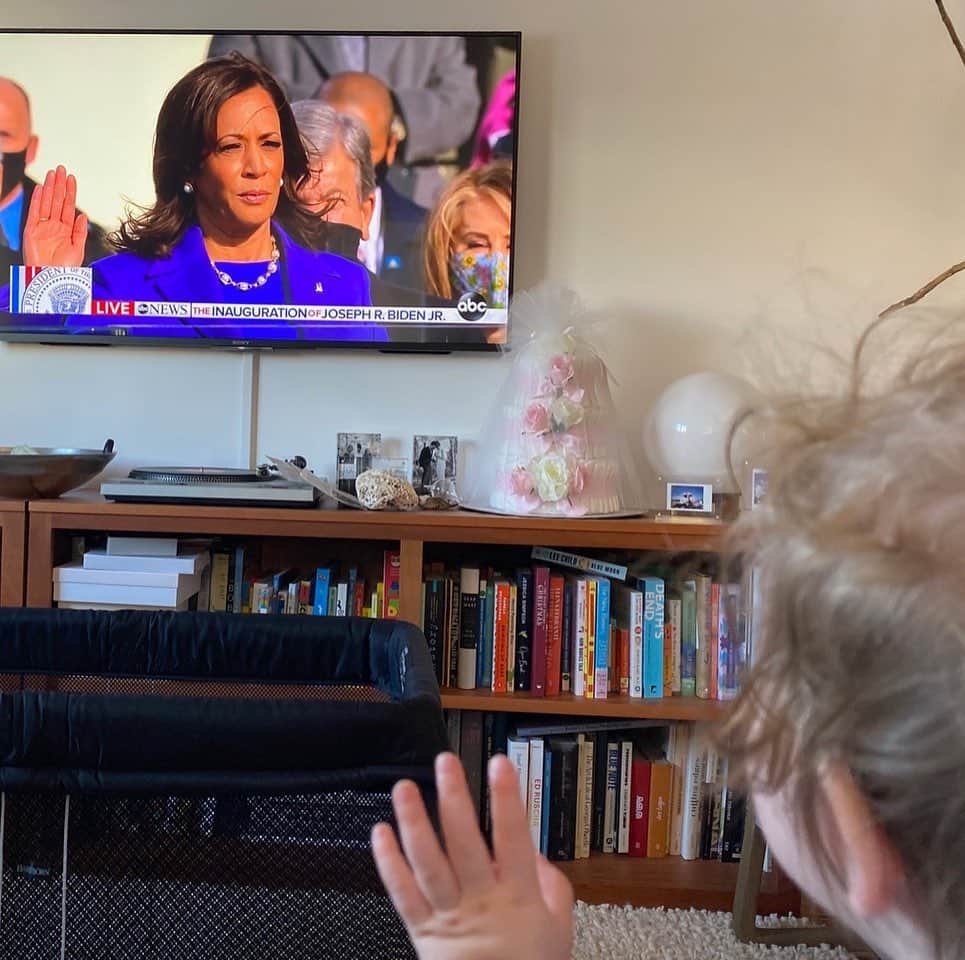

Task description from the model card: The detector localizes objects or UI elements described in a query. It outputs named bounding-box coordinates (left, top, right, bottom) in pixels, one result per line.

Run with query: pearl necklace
left=210, top=236, right=280, bottom=291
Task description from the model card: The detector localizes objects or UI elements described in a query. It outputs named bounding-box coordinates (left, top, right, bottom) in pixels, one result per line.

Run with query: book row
left=424, top=560, right=751, bottom=702
left=448, top=711, right=746, bottom=864
left=52, top=536, right=402, bottom=619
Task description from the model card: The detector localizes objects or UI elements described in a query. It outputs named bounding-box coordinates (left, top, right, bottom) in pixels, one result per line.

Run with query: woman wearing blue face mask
left=424, top=160, right=511, bottom=343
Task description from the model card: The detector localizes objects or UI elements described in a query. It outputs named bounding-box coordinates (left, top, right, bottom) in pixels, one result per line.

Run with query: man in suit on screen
left=0, top=76, right=110, bottom=280
left=318, top=71, right=429, bottom=294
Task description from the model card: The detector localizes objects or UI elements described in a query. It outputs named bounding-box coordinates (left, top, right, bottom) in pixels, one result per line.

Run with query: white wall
left=4, top=0, right=965, bottom=496
left=0, top=34, right=209, bottom=227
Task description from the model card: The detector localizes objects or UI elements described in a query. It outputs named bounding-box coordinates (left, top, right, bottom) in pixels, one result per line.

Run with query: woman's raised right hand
left=23, top=165, right=89, bottom=268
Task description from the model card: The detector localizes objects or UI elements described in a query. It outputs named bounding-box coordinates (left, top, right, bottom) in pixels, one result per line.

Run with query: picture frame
left=666, top=482, right=713, bottom=514
left=412, top=435, right=458, bottom=497
left=336, top=432, right=382, bottom=497
left=751, top=468, right=768, bottom=509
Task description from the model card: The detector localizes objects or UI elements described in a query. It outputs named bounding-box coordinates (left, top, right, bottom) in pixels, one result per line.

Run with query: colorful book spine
left=481, top=580, right=496, bottom=690
left=717, top=582, right=744, bottom=700
left=641, top=576, right=665, bottom=699
left=528, top=738, right=545, bottom=849
left=530, top=546, right=628, bottom=581
left=628, top=751, right=651, bottom=857
left=603, top=740, right=620, bottom=854
left=546, top=575, right=565, bottom=696
left=531, top=566, right=550, bottom=696
left=584, top=578, right=597, bottom=699
left=457, top=567, right=481, bottom=690
left=312, top=567, right=331, bottom=617
left=231, top=545, right=246, bottom=614
left=560, top=580, right=574, bottom=693
left=647, top=761, right=673, bottom=858
left=668, top=595, right=682, bottom=695
left=506, top=736, right=530, bottom=808
left=491, top=580, right=511, bottom=693
left=617, top=626, right=630, bottom=696
left=680, top=579, right=697, bottom=697
left=540, top=746, right=553, bottom=855
left=695, top=573, right=713, bottom=699
left=475, top=574, right=489, bottom=688
left=208, top=550, right=231, bottom=613
left=593, top=577, right=610, bottom=699
left=423, top=577, right=445, bottom=682
left=506, top=582, right=518, bottom=692
left=573, top=579, right=587, bottom=697
left=514, top=568, right=533, bottom=691
left=710, top=582, right=720, bottom=701
left=628, top=588, right=644, bottom=698
left=382, top=550, right=401, bottom=618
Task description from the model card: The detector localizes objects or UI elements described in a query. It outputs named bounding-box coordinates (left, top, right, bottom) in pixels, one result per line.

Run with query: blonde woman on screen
left=423, top=160, right=511, bottom=310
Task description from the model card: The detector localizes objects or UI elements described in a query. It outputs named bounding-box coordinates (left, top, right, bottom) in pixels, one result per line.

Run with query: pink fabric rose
left=523, top=402, right=550, bottom=434
left=509, top=466, right=534, bottom=496
left=560, top=496, right=589, bottom=517
left=569, top=462, right=587, bottom=495
left=564, top=385, right=585, bottom=404
left=549, top=354, right=574, bottom=387
left=559, top=433, right=586, bottom=457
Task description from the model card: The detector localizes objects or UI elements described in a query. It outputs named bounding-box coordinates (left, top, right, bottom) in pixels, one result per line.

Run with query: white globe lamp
left=643, top=372, right=764, bottom=515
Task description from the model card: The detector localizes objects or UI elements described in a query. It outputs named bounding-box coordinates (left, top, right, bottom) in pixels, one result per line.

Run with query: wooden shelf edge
left=27, top=496, right=727, bottom=551
left=559, top=854, right=800, bottom=913
left=440, top=689, right=729, bottom=721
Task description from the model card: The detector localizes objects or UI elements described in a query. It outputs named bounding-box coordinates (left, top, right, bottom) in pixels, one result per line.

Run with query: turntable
left=100, top=465, right=319, bottom=508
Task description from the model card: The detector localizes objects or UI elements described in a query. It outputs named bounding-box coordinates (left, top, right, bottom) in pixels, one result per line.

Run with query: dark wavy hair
left=111, top=52, right=326, bottom=259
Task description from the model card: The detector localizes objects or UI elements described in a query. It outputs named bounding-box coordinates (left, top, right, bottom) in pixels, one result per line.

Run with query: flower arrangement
left=505, top=351, right=592, bottom=516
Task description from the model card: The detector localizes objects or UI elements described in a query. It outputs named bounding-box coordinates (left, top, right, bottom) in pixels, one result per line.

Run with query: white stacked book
left=53, top=536, right=210, bottom=611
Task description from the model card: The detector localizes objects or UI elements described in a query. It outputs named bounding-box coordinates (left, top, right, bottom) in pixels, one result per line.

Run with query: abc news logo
left=456, top=291, right=488, bottom=321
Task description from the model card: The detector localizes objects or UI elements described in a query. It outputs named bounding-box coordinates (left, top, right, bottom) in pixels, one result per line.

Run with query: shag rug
left=573, top=903, right=857, bottom=959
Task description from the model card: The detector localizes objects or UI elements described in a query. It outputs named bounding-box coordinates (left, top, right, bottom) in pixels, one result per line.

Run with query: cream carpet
left=573, top=903, right=857, bottom=959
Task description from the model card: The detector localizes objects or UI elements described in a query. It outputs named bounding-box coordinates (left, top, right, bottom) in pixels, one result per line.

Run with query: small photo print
left=667, top=482, right=713, bottom=513
left=337, top=432, right=382, bottom=496
left=751, top=468, right=768, bottom=509
left=412, top=435, right=458, bottom=497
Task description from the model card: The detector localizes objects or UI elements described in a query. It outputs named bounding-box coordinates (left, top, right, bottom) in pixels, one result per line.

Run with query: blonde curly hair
left=719, top=313, right=965, bottom=958
left=423, top=160, right=512, bottom=301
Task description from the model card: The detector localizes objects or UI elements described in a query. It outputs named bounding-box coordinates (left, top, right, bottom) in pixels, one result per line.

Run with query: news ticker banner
left=8, top=266, right=507, bottom=326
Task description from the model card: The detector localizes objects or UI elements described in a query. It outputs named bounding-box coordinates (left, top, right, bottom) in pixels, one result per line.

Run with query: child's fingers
left=371, top=822, right=433, bottom=929
left=435, top=752, right=496, bottom=896
left=392, top=778, right=461, bottom=910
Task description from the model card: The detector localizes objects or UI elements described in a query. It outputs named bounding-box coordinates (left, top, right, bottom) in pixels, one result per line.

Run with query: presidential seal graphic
left=17, top=267, right=92, bottom=315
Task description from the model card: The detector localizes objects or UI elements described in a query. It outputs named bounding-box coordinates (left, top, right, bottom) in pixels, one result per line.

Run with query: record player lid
left=128, top=466, right=265, bottom=485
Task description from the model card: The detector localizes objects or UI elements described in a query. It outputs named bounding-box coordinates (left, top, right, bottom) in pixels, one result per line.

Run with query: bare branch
left=936, top=0, right=965, bottom=71
left=876, top=5, right=965, bottom=317
left=878, top=260, right=965, bottom=317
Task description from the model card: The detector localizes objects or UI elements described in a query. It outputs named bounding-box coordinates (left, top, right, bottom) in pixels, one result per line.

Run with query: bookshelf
left=0, top=499, right=26, bottom=607
left=21, top=494, right=797, bottom=913
left=440, top=687, right=727, bottom=722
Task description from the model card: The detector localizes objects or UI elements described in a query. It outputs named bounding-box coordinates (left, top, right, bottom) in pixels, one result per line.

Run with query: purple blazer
left=3, top=222, right=387, bottom=343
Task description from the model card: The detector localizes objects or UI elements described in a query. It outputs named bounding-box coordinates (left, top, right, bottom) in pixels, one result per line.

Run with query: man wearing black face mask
left=0, top=77, right=110, bottom=283
left=319, top=72, right=429, bottom=294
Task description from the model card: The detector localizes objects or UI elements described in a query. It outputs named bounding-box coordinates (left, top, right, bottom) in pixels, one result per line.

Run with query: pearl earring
left=183, top=182, right=194, bottom=195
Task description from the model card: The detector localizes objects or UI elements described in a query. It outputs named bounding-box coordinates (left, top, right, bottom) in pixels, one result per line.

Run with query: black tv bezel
left=0, top=27, right=522, bottom=355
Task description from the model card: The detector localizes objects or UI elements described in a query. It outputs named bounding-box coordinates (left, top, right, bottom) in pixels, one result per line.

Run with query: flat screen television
left=0, top=30, right=519, bottom=351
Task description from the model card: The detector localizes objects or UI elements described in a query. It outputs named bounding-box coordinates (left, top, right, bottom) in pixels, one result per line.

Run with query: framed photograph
left=667, top=482, right=713, bottom=514
left=751, top=468, right=768, bottom=509
left=412, top=435, right=458, bottom=496
left=336, top=432, right=382, bottom=496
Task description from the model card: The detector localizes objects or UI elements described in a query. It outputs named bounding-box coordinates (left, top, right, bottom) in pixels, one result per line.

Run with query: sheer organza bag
left=464, top=287, right=644, bottom=517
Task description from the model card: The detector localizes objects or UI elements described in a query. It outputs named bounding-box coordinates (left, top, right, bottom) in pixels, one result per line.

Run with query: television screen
left=0, top=30, right=519, bottom=351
